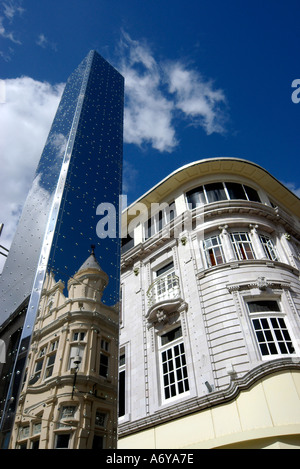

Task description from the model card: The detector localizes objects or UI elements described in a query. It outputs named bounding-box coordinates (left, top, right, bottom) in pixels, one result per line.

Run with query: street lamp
left=71, top=354, right=82, bottom=399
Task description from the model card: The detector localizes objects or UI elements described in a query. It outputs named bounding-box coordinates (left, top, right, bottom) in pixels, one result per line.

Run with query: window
left=73, top=331, right=86, bottom=342
left=31, top=439, right=40, bottom=449
left=203, top=235, right=225, bottom=267
left=95, top=411, right=106, bottom=427
left=39, top=347, right=46, bottom=357
left=186, top=186, right=206, bottom=208
left=119, top=352, right=126, bottom=417
left=225, top=182, right=247, bottom=200
left=92, top=435, right=104, bottom=449
left=29, top=358, right=44, bottom=384
left=55, top=433, right=70, bottom=449
left=29, top=341, right=59, bottom=384
left=44, top=353, right=56, bottom=379
left=59, top=406, right=77, bottom=425
left=99, top=354, right=109, bottom=377
left=33, top=422, right=41, bottom=435
left=244, top=185, right=261, bottom=202
left=186, top=182, right=261, bottom=208
left=144, top=203, right=176, bottom=239
left=152, top=261, right=180, bottom=304
left=121, top=232, right=134, bottom=254
left=159, top=326, right=189, bottom=401
left=205, top=182, right=226, bottom=203
left=248, top=300, right=295, bottom=357
left=101, top=339, right=109, bottom=352
left=99, top=339, right=110, bottom=378
left=58, top=406, right=77, bottom=428
left=18, top=426, right=30, bottom=440
left=259, top=235, right=279, bottom=261
left=231, top=232, right=255, bottom=260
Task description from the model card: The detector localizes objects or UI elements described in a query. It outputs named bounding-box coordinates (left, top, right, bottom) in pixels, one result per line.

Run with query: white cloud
left=36, top=33, right=57, bottom=51
left=3, top=1, right=25, bottom=21
left=0, top=15, right=21, bottom=43
left=36, top=33, right=48, bottom=48
left=119, top=33, right=177, bottom=152
left=0, top=33, right=228, bottom=268
left=0, top=77, right=63, bottom=269
left=282, top=182, right=300, bottom=198
left=118, top=32, right=227, bottom=152
left=165, top=62, right=227, bottom=134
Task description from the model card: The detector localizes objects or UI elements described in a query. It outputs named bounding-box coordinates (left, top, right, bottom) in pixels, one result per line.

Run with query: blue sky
left=0, top=0, right=300, bottom=264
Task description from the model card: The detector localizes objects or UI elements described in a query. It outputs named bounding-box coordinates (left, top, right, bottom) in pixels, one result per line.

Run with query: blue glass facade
left=0, top=51, right=124, bottom=441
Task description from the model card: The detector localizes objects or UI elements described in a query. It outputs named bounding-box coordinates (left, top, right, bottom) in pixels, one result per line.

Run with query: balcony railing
left=147, top=271, right=181, bottom=307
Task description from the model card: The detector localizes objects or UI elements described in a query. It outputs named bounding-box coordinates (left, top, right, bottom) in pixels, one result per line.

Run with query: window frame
left=230, top=231, right=256, bottom=260
left=118, top=351, right=126, bottom=418
left=247, top=300, right=296, bottom=360
left=55, top=433, right=71, bottom=449
left=99, top=338, right=110, bottom=378
left=186, top=181, right=261, bottom=209
left=158, top=325, right=190, bottom=403
left=144, top=202, right=176, bottom=240
left=203, top=234, right=225, bottom=267
left=152, top=261, right=180, bottom=304
left=259, top=234, right=279, bottom=261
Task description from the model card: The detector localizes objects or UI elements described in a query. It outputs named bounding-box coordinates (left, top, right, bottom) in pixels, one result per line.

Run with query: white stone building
left=118, top=157, right=300, bottom=449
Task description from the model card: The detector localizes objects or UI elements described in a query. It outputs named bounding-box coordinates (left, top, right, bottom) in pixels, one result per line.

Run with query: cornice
left=33, top=308, right=118, bottom=341
left=121, top=201, right=300, bottom=268
left=21, top=372, right=117, bottom=397
left=122, top=158, right=300, bottom=226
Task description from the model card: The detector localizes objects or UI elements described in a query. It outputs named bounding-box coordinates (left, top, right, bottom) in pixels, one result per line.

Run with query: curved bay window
left=186, top=181, right=261, bottom=209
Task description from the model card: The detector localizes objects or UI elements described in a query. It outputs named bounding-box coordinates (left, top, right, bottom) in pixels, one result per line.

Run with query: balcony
left=147, top=271, right=180, bottom=307
left=146, top=272, right=186, bottom=326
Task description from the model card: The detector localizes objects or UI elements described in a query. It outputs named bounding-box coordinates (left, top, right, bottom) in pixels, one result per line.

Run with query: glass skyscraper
left=0, top=51, right=124, bottom=446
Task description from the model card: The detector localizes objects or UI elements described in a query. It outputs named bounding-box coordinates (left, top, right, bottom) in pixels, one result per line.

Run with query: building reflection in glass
left=0, top=50, right=124, bottom=447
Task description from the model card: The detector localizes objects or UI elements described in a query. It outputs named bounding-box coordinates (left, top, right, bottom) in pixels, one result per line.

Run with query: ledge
left=196, top=259, right=299, bottom=280
left=146, top=298, right=187, bottom=326
left=118, top=357, right=300, bottom=437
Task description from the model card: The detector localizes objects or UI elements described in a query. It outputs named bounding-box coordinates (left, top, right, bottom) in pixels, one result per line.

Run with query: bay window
left=186, top=181, right=261, bottom=208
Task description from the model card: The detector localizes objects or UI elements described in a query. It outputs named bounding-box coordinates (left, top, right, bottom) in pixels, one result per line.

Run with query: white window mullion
left=159, top=326, right=189, bottom=402
left=248, top=300, right=296, bottom=359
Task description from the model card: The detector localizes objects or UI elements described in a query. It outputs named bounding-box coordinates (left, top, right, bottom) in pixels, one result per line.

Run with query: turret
left=68, top=246, right=109, bottom=303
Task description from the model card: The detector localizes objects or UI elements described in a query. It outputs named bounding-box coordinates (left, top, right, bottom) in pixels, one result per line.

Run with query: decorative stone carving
left=227, top=277, right=290, bottom=293
left=146, top=298, right=188, bottom=328
left=156, top=310, right=167, bottom=324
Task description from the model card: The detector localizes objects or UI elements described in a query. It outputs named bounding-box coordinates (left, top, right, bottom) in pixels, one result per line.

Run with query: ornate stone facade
left=118, top=157, right=300, bottom=449
left=9, top=251, right=119, bottom=449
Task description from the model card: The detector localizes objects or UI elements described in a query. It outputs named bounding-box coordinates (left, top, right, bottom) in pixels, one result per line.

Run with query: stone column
left=218, top=225, right=236, bottom=261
